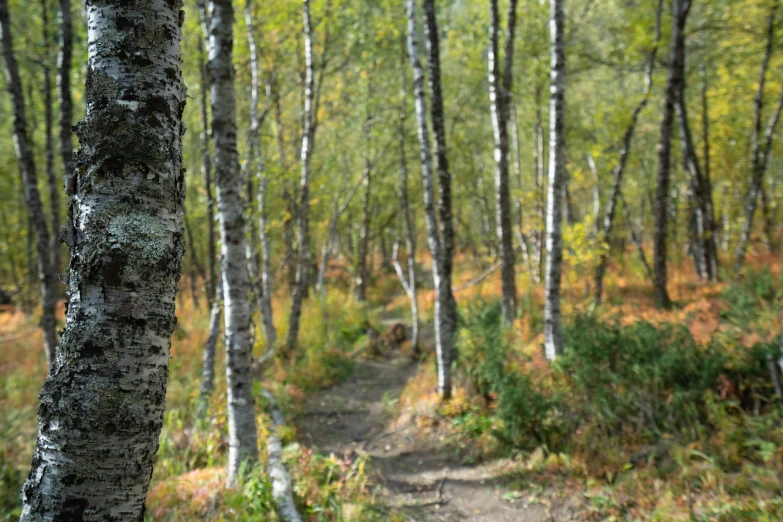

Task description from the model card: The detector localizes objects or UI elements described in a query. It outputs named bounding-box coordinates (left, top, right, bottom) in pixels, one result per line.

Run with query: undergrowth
left=436, top=267, right=783, bottom=520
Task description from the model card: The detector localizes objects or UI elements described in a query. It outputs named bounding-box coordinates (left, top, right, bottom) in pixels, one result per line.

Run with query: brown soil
left=298, top=324, right=576, bottom=521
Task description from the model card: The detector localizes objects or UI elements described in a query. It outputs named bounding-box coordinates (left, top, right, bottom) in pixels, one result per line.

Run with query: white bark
left=544, top=0, right=566, bottom=360
left=207, top=0, right=260, bottom=485
left=262, top=390, right=303, bottom=522
left=287, top=0, right=316, bottom=351
left=245, top=0, right=277, bottom=351
left=488, top=0, right=519, bottom=325
left=407, top=0, right=453, bottom=398
left=19, top=0, right=187, bottom=517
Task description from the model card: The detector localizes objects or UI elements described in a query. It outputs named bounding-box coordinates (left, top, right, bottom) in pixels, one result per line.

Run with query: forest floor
left=298, top=315, right=575, bottom=522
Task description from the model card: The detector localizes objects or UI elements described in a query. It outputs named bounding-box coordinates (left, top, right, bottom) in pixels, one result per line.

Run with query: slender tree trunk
left=198, top=281, right=222, bottom=417
left=198, top=37, right=217, bottom=305
left=533, top=84, right=545, bottom=282
left=489, top=0, right=519, bottom=324
left=654, top=0, right=690, bottom=307
left=1, top=0, right=58, bottom=369
left=593, top=0, right=662, bottom=305
left=673, top=30, right=717, bottom=282
left=42, top=0, right=62, bottom=292
left=56, top=0, right=72, bottom=287
left=677, top=94, right=715, bottom=281
left=736, top=0, right=782, bottom=273
left=621, top=193, right=654, bottom=278
left=408, top=0, right=454, bottom=399
left=287, top=0, right=316, bottom=351
left=245, top=0, right=277, bottom=350
left=700, top=64, right=718, bottom=277
left=544, top=0, right=566, bottom=360
left=207, top=0, right=259, bottom=485
left=355, top=109, right=373, bottom=302
left=394, top=43, right=420, bottom=354
left=19, top=0, right=186, bottom=517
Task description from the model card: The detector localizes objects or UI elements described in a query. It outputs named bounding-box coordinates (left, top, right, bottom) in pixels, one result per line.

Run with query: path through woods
left=298, top=316, right=575, bottom=522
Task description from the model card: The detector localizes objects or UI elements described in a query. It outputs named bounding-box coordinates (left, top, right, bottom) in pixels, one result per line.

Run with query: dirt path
left=298, top=328, right=570, bottom=521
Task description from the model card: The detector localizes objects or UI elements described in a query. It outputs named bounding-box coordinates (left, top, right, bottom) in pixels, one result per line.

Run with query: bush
left=0, top=450, right=22, bottom=521
left=559, top=318, right=728, bottom=439
left=456, top=300, right=560, bottom=449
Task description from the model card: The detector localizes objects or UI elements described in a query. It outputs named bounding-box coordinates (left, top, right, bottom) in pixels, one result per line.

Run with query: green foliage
left=222, top=462, right=277, bottom=521
left=456, top=300, right=560, bottom=449
left=721, top=267, right=781, bottom=327
left=559, top=318, right=728, bottom=439
left=0, top=450, right=22, bottom=522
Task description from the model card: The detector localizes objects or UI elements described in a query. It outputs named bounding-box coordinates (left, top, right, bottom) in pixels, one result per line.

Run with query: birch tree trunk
left=394, top=46, right=420, bottom=353
left=199, top=35, right=218, bottom=304
left=735, top=0, right=781, bottom=273
left=654, top=0, right=690, bottom=307
left=700, top=64, right=718, bottom=278
left=42, top=0, right=62, bottom=291
left=19, top=0, right=186, bottom=516
left=57, top=0, right=73, bottom=285
left=0, top=0, right=59, bottom=369
left=408, top=0, right=454, bottom=399
left=245, top=0, right=277, bottom=350
left=593, top=0, right=662, bottom=306
left=488, top=0, right=519, bottom=325
left=533, top=84, right=545, bottom=282
left=355, top=109, right=373, bottom=302
left=199, top=281, right=222, bottom=417
left=544, top=0, right=566, bottom=360
left=207, top=0, right=260, bottom=485
left=676, top=91, right=717, bottom=281
left=287, top=0, right=316, bottom=351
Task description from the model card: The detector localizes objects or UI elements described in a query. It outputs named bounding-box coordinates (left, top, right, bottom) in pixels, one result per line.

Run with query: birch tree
left=544, top=0, right=566, bottom=360
left=57, top=0, right=73, bottom=279
left=207, top=0, right=260, bottom=484
left=408, top=0, right=456, bottom=399
left=0, top=0, right=59, bottom=368
left=196, top=18, right=222, bottom=414
left=393, top=44, right=420, bottom=353
left=41, top=0, right=61, bottom=291
left=735, top=0, right=781, bottom=274
left=245, top=0, right=277, bottom=350
left=287, top=0, right=316, bottom=351
left=653, top=0, right=690, bottom=307
left=593, top=0, right=662, bottom=305
left=488, top=0, right=519, bottom=325
left=19, top=0, right=187, bottom=516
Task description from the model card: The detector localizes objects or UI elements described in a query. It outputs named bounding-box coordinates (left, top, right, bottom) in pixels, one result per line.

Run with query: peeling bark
left=0, top=0, right=59, bottom=369
left=19, top=0, right=187, bottom=517
left=207, top=0, right=260, bottom=484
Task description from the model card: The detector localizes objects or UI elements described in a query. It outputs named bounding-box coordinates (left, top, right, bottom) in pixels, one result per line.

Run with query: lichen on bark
left=20, top=0, right=187, bottom=519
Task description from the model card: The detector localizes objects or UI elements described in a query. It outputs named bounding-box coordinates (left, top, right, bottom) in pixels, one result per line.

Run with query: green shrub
left=456, top=300, right=560, bottom=449
left=559, top=318, right=728, bottom=439
left=0, top=450, right=22, bottom=521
